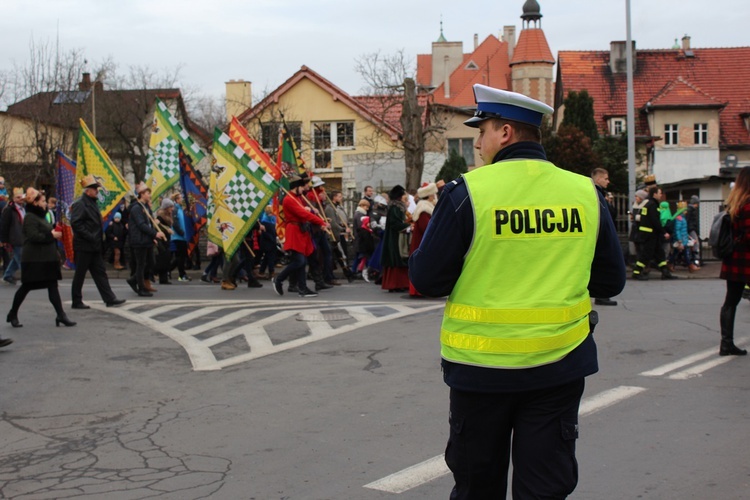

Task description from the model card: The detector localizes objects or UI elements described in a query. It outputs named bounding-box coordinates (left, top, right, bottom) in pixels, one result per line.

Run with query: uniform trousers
left=635, top=235, right=667, bottom=273
left=446, top=378, right=584, bottom=500
left=71, top=250, right=117, bottom=305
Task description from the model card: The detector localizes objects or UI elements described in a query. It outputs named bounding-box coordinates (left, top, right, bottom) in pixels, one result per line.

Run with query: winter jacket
left=0, top=202, right=25, bottom=247
left=128, top=201, right=157, bottom=248
left=70, top=194, right=104, bottom=253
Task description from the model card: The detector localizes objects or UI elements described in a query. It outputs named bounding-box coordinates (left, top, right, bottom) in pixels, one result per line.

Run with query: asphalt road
left=0, top=266, right=748, bottom=499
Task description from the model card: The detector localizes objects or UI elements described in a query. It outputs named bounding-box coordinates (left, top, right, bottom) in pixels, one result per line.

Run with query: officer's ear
left=498, top=121, right=515, bottom=147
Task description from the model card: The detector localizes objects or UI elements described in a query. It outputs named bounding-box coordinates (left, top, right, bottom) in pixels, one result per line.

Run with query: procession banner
left=178, top=145, right=208, bottom=258
left=74, top=119, right=131, bottom=220
left=55, top=150, right=76, bottom=269
left=145, top=97, right=206, bottom=207
left=207, top=129, right=278, bottom=260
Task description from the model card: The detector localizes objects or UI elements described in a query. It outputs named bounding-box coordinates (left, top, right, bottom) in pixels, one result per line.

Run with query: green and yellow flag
left=207, top=128, right=279, bottom=260
left=74, top=118, right=132, bottom=219
left=145, top=97, right=205, bottom=207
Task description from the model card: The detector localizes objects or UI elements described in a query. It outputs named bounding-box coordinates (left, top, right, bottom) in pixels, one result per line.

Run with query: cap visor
left=463, top=116, right=486, bottom=128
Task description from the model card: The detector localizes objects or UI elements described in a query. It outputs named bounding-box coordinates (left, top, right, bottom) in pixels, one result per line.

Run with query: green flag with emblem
left=145, top=97, right=205, bottom=207
left=207, top=128, right=279, bottom=260
left=74, top=118, right=132, bottom=219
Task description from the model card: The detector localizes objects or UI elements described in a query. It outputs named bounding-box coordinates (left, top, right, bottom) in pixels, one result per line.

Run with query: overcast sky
left=2, top=0, right=747, bottom=105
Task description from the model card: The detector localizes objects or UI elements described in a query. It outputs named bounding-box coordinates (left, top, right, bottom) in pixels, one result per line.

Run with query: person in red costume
left=272, top=175, right=330, bottom=297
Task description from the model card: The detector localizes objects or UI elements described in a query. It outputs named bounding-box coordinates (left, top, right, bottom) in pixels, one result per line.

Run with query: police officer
left=409, top=84, right=626, bottom=499
left=632, top=185, right=678, bottom=280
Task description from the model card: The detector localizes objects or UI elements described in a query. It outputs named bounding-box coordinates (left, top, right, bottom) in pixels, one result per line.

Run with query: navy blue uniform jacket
left=409, top=142, right=626, bottom=393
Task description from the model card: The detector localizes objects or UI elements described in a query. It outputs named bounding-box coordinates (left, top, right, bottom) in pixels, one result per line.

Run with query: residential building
left=3, top=73, right=206, bottom=188
left=234, top=66, right=420, bottom=196
left=555, top=36, right=750, bottom=209
left=416, top=0, right=555, bottom=169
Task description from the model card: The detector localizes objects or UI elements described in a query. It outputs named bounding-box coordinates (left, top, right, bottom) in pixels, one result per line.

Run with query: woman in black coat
left=7, top=188, right=75, bottom=328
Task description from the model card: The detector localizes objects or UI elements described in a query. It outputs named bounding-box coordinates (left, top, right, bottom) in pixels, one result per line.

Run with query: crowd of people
left=0, top=170, right=446, bottom=346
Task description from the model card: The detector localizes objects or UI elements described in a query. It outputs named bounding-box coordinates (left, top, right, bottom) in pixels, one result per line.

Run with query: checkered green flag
left=208, top=128, right=279, bottom=260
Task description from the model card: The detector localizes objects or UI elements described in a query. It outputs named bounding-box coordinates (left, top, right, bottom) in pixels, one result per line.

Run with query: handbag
left=398, top=231, right=411, bottom=259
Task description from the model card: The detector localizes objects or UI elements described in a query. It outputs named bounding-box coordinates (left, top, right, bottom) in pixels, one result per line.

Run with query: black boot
left=55, top=314, right=77, bottom=327
left=660, top=267, right=678, bottom=280
left=6, top=312, right=21, bottom=328
left=719, top=305, right=747, bottom=356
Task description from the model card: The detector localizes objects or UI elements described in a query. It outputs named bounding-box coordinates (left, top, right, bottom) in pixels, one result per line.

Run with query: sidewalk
left=626, top=260, right=721, bottom=280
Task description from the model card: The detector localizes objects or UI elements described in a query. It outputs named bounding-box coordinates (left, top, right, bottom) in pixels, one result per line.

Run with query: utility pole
left=626, top=0, right=636, bottom=226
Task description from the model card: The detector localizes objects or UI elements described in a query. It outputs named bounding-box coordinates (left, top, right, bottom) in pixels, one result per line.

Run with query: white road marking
left=92, top=299, right=444, bottom=371
left=364, top=385, right=647, bottom=494
left=668, top=357, right=735, bottom=380
left=639, top=336, right=748, bottom=377
left=578, top=385, right=647, bottom=416
left=363, top=455, right=448, bottom=494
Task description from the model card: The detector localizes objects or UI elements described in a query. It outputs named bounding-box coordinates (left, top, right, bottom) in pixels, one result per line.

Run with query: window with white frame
left=448, top=138, right=475, bottom=167
left=610, top=118, right=625, bottom=136
left=694, top=123, right=708, bottom=145
left=260, top=122, right=302, bottom=155
left=312, top=121, right=355, bottom=171
left=664, top=124, right=679, bottom=146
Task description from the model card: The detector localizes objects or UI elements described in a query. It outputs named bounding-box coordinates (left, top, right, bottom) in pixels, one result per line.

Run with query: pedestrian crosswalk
left=92, top=299, right=445, bottom=371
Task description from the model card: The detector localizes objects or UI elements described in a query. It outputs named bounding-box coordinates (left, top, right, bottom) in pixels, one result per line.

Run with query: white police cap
left=464, top=84, right=553, bottom=128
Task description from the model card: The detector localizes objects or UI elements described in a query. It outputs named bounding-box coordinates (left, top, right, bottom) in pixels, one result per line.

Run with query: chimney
left=609, top=40, right=637, bottom=74
left=474, top=33, right=479, bottom=50
left=503, top=25, right=516, bottom=61
left=225, top=79, right=252, bottom=122
left=681, top=34, right=691, bottom=51
left=79, top=72, right=92, bottom=91
left=444, top=55, right=451, bottom=99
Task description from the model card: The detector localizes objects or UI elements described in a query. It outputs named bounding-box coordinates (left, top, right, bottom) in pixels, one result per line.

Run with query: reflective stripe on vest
left=444, top=297, right=591, bottom=325
left=440, top=159, right=599, bottom=369
left=639, top=226, right=653, bottom=232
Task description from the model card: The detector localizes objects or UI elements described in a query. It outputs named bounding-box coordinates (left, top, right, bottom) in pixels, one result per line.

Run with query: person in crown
left=410, top=84, right=625, bottom=499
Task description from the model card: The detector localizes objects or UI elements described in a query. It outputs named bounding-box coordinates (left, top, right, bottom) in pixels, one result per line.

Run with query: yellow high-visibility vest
left=441, top=158, right=600, bottom=368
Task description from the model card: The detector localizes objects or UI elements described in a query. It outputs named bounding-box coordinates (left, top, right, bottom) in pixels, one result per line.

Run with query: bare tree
left=186, top=93, right=228, bottom=134
left=354, top=50, right=446, bottom=191
left=1, top=37, right=93, bottom=187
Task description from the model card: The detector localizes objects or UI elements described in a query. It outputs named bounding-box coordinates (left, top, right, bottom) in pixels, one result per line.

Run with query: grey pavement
left=0, top=261, right=747, bottom=499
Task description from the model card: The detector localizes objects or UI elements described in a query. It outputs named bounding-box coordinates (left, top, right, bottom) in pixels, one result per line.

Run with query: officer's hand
left=156, top=231, right=166, bottom=241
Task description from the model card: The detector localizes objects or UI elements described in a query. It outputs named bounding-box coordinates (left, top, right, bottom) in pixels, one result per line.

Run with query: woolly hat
left=160, top=197, right=175, bottom=210
left=417, top=182, right=438, bottom=199
left=114, top=212, right=122, bottom=220
left=690, top=195, right=700, bottom=204
left=635, top=189, right=648, bottom=200
left=388, top=184, right=406, bottom=200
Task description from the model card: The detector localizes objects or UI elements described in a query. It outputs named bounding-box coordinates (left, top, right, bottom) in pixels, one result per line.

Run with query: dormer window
left=610, top=118, right=626, bottom=136
left=465, top=61, right=478, bottom=70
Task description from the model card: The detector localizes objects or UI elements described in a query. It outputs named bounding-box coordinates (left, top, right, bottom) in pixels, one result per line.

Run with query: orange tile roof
left=649, top=77, right=724, bottom=108
left=416, top=35, right=512, bottom=108
left=510, top=29, right=554, bottom=65
left=557, top=47, right=750, bottom=146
